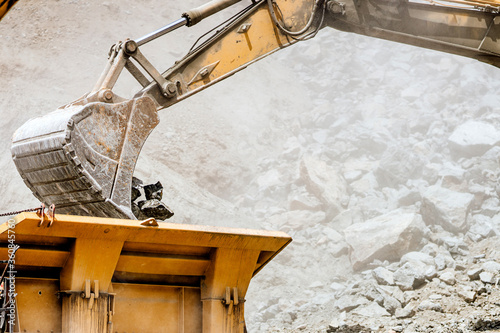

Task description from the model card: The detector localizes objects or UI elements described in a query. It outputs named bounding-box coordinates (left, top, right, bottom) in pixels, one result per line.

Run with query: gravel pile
left=239, top=34, right=500, bottom=333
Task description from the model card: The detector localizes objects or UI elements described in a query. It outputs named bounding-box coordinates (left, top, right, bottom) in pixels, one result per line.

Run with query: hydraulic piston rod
left=136, top=17, right=188, bottom=46
left=135, top=0, right=243, bottom=46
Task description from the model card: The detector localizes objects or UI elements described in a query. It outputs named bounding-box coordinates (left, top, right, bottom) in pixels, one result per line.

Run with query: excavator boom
left=11, top=0, right=500, bottom=219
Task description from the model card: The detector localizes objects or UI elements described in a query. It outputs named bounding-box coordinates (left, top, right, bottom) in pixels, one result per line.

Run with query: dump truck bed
left=0, top=212, right=291, bottom=332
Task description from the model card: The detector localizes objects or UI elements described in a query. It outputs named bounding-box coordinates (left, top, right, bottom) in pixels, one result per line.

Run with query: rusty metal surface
left=11, top=96, right=159, bottom=219
left=14, top=279, right=62, bottom=333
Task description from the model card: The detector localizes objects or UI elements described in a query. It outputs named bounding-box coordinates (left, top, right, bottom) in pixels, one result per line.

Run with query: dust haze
left=2, top=1, right=500, bottom=332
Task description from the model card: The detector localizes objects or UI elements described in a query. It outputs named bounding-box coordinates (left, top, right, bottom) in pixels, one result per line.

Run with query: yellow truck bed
left=0, top=212, right=291, bottom=332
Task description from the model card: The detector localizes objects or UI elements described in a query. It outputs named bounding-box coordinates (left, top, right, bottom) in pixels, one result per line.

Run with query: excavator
left=1, top=0, right=500, bottom=332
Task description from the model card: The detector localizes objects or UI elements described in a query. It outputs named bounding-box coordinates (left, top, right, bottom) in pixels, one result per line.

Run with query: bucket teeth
left=11, top=96, right=159, bottom=219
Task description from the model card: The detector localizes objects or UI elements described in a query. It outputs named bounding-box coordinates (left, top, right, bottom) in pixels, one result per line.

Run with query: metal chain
left=0, top=205, right=43, bottom=217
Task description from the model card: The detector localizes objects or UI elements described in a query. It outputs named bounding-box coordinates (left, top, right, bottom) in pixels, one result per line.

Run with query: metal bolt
left=237, top=23, right=252, bottom=34
left=163, top=82, right=177, bottom=98
left=98, top=89, right=114, bottom=102
left=168, top=84, right=177, bottom=94
left=327, top=0, right=346, bottom=15
left=124, top=40, right=137, bottom=54
left=103, top=90, right=114, bottom=101
left=200, top=68, right=209, bottom=77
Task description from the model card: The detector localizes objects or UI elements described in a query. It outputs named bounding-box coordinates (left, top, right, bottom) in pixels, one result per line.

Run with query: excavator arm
left=326, top=0, right=500, bottom=67
left=10, top=0, right=500, bottom=220
left=119, top=0, right=500, bottom=113
left=0, top=0, right=17, bottom=20
left=94, top=0, right=325, bottom=110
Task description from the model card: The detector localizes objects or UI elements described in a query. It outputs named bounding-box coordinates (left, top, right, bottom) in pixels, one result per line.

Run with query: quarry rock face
left=344, top=210, right=426, bottom=270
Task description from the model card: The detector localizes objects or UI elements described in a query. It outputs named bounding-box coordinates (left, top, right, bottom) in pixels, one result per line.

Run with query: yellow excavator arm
left=136, top=0, right=500, bottom=111
left=10, top=0, right=500, bottom=220
left=0, top=0, right=16, bottom=21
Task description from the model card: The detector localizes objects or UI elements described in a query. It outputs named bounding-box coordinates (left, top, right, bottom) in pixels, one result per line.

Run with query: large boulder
left=375, top=145, right=426, bottom=187
left=421, top=185, right=474, bottom=233
left=299, top=156, right=348, bottom=220
left=372, top=267, right=395, bottom=286
left=448, top=121, right=500, bottom=158
left=393, top=262, right=426, bottom=291
left=267, top=210, right=327, bottom=232
left=344, top=209, right=426, bottom=270
left=351, top=302, right=391, bottom=317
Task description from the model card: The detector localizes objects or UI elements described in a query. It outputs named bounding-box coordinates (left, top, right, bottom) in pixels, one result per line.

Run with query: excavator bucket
left=11, top=96, right=159, bottom=219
